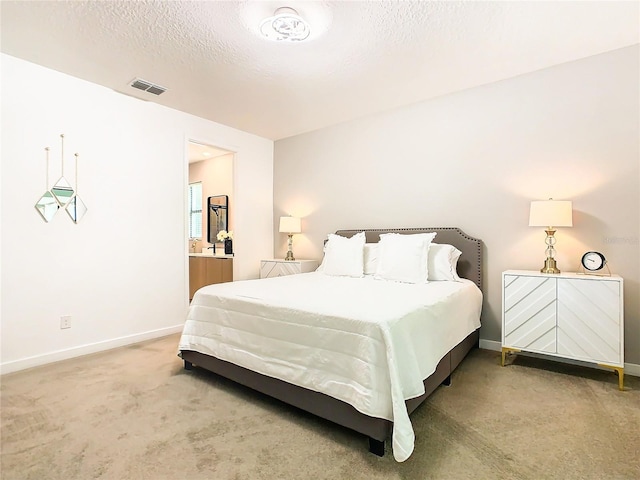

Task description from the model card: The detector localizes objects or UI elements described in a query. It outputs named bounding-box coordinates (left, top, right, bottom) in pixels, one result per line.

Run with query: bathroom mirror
left=207, top=195, right=228, bottom=244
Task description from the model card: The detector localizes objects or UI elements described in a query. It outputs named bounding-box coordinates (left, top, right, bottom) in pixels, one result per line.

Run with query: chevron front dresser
left=260, top=259, right=319, bottom=279
left=501, top=270, right=624, bottom=390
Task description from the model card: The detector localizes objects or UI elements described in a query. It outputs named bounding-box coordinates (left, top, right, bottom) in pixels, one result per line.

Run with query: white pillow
left=374, top=233, right=437, bottom=284
left=363, top=243, right=379, bottom=275
left=321, top=232, right=366, bottom=277
left=428, top=243, right=462, bottom=281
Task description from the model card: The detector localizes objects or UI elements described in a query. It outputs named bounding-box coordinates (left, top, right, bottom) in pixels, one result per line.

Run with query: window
left=188, top=182, right=202, bottom=239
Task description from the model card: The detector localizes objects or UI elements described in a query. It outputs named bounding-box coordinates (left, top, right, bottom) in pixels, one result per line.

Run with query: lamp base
left=540, top=257, right=560, bottom=274
left=284, top=234, right=295, bottom=261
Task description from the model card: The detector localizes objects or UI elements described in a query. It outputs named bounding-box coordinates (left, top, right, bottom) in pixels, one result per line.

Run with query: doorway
left=187, top=140, right=235, bottom=254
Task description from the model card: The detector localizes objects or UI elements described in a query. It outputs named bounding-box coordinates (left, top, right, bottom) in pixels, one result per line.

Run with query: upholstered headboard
left=334, top=227, right=483, bottom=292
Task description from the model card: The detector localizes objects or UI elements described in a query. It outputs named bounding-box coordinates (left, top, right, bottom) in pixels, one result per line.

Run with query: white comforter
left=178, top=272, right=482, bottom=462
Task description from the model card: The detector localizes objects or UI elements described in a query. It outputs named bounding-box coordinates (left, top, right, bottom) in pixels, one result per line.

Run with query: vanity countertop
left=189, top=253, right=234, bottom=259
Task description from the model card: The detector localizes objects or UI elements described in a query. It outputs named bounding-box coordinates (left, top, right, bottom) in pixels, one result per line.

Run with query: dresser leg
left=501, top=347, right=520, bottom=367
left=617, top=368, right=624, bottom=391
left=598, top=364, right=624, bottom=391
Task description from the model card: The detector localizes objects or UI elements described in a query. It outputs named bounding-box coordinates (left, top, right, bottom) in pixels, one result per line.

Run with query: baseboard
left=479, top=339, right=502, bottom=352
left=0, top=324, right=184, bottom=375
left=479, top=339, right=640, bottom=378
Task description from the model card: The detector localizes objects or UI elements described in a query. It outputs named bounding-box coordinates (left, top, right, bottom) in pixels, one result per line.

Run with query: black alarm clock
left=581, top=251, right=607, bottom=271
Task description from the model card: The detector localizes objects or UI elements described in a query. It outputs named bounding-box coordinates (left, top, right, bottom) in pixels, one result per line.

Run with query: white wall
left=273, top=46, right=640, bottom=365
left=0, top=54, right=273, bottom=373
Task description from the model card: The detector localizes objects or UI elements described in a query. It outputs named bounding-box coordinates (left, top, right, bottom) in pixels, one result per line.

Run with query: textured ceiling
left=1, top=1, right=638, bottom=140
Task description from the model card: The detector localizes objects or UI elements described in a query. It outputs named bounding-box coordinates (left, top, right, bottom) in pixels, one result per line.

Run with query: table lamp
left=279, top=216, right=301, bottom=261
left=529, top=199, right=573, bottom=274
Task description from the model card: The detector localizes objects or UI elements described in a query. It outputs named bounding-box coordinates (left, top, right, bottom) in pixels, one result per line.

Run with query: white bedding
left=178, top=272, right=482, bottom=462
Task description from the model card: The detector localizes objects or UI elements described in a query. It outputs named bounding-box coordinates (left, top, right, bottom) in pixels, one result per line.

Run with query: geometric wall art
left=35, top=134, right=87, bottom=223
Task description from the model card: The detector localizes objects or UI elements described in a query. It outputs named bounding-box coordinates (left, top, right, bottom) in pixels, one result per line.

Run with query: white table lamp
left=279, top=216, right=301, bottom=261
left=529, top=199, right=573, bottom=274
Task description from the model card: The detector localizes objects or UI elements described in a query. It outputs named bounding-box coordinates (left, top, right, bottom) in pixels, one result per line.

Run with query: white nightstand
left=501, top=270, right=624, bottom=390
left=260, top=259, right=319, bottom=279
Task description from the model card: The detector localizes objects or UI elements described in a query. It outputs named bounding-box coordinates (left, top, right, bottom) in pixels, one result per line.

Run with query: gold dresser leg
left=615, top=367, right=624, bottom=391
left=501, top=347, right=520, bottom=367
left=598, top=364, right=624, bottom=391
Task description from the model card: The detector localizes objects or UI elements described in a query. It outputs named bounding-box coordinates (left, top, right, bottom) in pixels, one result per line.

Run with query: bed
left=179, top=227, right=483, bottom=462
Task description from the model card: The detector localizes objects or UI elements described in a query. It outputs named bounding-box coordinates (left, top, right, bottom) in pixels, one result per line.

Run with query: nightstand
left=501, top=270, right=624, bottom=390
left=260, top=259, right=319, bottom=279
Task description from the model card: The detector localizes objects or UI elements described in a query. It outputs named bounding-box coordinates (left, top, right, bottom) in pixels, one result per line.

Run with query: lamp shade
left=279, top=216, right=301, bottom=234
left=529, top=200, right=573, bottom=228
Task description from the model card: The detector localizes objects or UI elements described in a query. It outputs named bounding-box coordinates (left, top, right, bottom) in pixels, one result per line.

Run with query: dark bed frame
left=181, top=227, right=483, bottom=457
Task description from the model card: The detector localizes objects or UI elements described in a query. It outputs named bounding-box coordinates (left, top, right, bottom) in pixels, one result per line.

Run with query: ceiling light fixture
left=260, top=7, right=311, bottom=42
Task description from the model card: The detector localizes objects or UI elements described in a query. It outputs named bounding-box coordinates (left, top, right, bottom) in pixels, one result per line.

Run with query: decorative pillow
left=428, top=244, right=462, bottom=281
left=320, top=232, right=366, bottom=277
left=363, top=243, right=379, bottom=275
left=374, top=233, right=437, bottom=284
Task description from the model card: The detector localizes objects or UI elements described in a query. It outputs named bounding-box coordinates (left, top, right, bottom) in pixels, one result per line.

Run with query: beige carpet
left=1, top=334, right=639, bottom=480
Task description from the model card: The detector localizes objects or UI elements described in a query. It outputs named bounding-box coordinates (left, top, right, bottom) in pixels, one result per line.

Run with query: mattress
left=179, top=272, right=482, bottom=461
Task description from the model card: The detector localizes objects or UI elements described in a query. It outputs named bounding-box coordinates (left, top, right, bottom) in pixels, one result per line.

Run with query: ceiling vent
left=129, top=78, right=167, bottom=96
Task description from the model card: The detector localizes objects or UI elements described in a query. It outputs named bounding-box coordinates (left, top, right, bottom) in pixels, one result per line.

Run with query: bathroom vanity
left=188, top=253, right=233, bottom=300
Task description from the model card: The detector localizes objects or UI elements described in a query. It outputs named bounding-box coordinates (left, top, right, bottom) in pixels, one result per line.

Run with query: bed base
left=180, top=328, right=479, bottom=456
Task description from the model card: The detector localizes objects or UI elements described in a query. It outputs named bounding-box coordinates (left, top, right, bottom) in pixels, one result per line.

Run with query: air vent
left=129, top=78, right=167, bottom=96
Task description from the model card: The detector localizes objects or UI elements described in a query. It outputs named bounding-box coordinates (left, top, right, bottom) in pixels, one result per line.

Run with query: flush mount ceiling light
left=260, top=7, right=311, bottom=42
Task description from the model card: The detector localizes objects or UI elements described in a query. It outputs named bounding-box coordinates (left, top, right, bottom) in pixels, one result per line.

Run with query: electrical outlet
left=60, top=315, right=71, bottom=329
